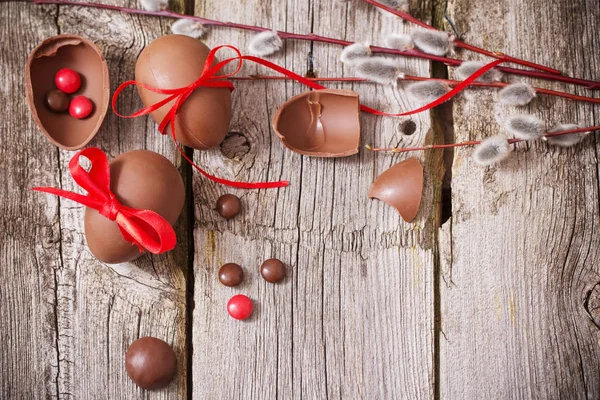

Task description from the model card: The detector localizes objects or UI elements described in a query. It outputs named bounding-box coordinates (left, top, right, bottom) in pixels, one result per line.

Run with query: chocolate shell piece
left=368, top=158, right=423, bottom=222
left=25, top=34, right=109, bottom=150
left=84, top=150, right=185, bottom=264
left=272, top=89, right=361, bottom=157
left=135, top=35, right=232, bottom=150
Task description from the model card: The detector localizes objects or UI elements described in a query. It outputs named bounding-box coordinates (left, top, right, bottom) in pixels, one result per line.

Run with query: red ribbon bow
left=32, top=148, right=176, bottom=255
left=112, top=45, right=505, bottom=189
left=113, top=45, right=291, bottom=190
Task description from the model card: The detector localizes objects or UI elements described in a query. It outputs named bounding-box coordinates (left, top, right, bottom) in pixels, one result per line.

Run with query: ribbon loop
left=32, top=148, right=177, bottom=256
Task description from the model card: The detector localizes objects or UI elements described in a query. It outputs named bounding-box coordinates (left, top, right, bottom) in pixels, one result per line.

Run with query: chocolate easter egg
left=368, top=158, right=423, bottom=222
left=25, top=34, right=109, bottom=150
left=84, top=150, right=185, bottom=264
left=135, top=35, right=232, bottom=150
left=272, top=89, right=361, bottom=157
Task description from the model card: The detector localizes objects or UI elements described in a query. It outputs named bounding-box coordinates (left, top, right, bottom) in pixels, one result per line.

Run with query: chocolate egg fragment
left=135, top=35, right=232, bottom=150
left=84, top=150, right=185, bottom=264
left=368, top=158, right=424, bottom=222
left=272, top=89, right=361, bottom=157
left=25, top=34, right=109, bottom=150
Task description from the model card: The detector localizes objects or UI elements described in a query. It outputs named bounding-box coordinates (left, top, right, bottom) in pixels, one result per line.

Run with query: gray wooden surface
left=0, top=0, right=598, bottom=399
left=440, top=0, right=600, bottom=398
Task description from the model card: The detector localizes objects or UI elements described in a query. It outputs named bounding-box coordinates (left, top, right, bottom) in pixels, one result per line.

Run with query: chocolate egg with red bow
left=84, top=150, right=185, bottom=264
left=135, top=35, right=232, bottom=150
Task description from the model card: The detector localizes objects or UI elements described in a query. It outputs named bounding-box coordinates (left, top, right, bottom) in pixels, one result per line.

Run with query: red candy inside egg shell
left=25, top=34, right=110, bottom=150
left=54, top=67, right=81, bottom=93
left=69, top=95, right=93, bottom=119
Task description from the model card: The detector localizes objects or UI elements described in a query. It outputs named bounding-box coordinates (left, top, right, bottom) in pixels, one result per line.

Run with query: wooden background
left=0, top=0, right=598, bottom=398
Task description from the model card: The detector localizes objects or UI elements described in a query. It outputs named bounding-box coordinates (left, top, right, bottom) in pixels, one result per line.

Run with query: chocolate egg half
left=135, top=35, right=232, bottom=150
left=84, top=150, right=185, bottom=264
left=369, top=158, right=424, bottom=222
left=25, top=34, right=109, bottom=150
left=272, top=89, right=361, bottom=157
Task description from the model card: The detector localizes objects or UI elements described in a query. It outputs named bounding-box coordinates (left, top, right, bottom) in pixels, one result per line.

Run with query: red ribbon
left=112, top=45, right=505, bottom=188
left=32, top=148, right=176, bottom=255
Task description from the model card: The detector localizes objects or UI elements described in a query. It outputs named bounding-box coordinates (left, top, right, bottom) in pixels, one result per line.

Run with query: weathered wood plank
left=191, top=0, right=441, bottom=397
left=440, top=0, right=600, bottom=398
left=1, top=1, right=188, bottom=398
left=0, top=4, right=63, bottom=398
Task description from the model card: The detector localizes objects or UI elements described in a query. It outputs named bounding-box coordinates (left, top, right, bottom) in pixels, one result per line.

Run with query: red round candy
left=227, top=294, right=253, bottom=320
left=69, top=96, right=93, bottom=119
left=54, top=68, right=81, bottom=93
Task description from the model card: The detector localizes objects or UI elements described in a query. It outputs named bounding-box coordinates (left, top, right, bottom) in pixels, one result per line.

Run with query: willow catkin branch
left=29, top=0, right=600, bottom=89
left=366, top=126, right=600, bottom=153
left=228, top=75, right=600, bottom=105
left=360, top=0, right=563, bottom=75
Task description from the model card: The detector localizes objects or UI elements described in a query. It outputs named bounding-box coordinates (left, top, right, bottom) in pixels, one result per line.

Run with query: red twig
left=366, top=126, right=600, bottom=153
left=30, top=0, right=600, bottom=90
left=361, top=0, right=561, bottom=75
left=231, top=75, right=600, bottom=105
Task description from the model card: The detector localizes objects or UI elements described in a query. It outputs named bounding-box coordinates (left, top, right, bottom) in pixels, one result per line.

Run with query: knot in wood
left=220, top=131, right=251, bottom=160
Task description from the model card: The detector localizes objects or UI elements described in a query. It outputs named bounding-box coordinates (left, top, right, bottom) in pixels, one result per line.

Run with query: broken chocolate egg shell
left=84, top=150, right=185, bottom=264
left=135, top=35, right=232, bottom=150
left=369, top=158, right=423, bottom=223
left=25, top=34, right=109, bottom=150
left=272, top=89, right=361, bottom=157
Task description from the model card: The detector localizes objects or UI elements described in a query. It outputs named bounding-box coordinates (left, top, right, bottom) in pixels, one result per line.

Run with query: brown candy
left=26, top=34, right=110, bottom=150
left=368, top=158, right=423, bottom=223
left=135, top=35, right=232, bottom=150
left=218, top=263, right=244, bottom=287
left=260, top=258, right=286, bottom=283
left=216, top=194, right=241, bottom=219
left=272, top=89, right=360, bottom=157
left=45, top=89, right=69, bottom=113
left=84, top=150, right=185, bottom=264
left=125, top=337, right=177, bottom=390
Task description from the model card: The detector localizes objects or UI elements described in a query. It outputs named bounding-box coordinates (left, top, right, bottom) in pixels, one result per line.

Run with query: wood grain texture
left=440, top=0, right=600, bottom=398
left=0, top=1, right=187, bottom=398
left=191, top=0, right=442, bottom=398
left=4, top=0, right=600, bottom=398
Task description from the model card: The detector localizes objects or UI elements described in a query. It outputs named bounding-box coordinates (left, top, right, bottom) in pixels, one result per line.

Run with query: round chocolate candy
left=260, top=258, right=286, bottom=283
left=69, top=95, right=93, bottom=119
left=125, top=337, right=177, bottom=390
left=216, top=194, right=241, bottom=219
left=45, top=89, right=70, bottom=113
left=218, top=263, right=244, bottom=287
left=227, top=294, right=253, bottom=320
left=54, top=67, right=81, bottom=93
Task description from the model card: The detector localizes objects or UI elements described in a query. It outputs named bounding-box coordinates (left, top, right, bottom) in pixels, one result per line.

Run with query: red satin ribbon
left=32, top=148, right=176, bottom=255
left=112, top=45, right=505, bottom=188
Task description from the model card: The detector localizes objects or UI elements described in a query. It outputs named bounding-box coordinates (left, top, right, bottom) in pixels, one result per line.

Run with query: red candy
left=227, top=294, right=253, bottom=320
left=69, top=96, right=93, bottom=119
left=54, top=68, right=81, bottom=94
